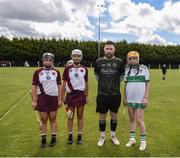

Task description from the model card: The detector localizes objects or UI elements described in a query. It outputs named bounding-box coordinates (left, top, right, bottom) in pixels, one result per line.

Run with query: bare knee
left=77, top=112, right=83, bottom=120
left=110, top=111, right=117, bottom=120
left=49, top=116, right=57, bottom=124
left=41, top=119, right=48, bottom=125
left=136, top=116, right=144, bottom=124
left=99, top=113, right=107, bottom=120
left=130, top=116, right=136, bottom=122
left=77, top=107, right=84, bottom=120
left=111, top=115, right=117, bottom=120
left=40, top=116, right=48, bottom=125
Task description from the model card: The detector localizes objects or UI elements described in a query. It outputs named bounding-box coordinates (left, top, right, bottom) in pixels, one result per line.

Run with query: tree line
left=0, top=36, right=180, bottom=67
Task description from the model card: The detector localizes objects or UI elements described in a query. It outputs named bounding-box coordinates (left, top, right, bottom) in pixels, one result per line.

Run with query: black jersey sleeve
left=94, top=60, right=99, bottom=75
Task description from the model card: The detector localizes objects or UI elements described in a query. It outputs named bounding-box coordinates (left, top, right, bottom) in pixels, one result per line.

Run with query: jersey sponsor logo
left=46, top=75, right=51, bottom=80
left=80, top=69, right=84, bottom=73
left=126, top=76, right=145, bottom=82
left=112, top=63, right=117, bottom=67
left=101, top=63, right=106, bottom=67
left=107, top=63, right=111, bottom=67
left=101, top=68, right=117, bottom=74
left=52, top=72, right=56, bottom=75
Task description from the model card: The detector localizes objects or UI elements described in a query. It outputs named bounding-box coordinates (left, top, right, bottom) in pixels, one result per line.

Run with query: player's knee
left=136, top=116, right=143, bottom=124
left=68, top=116, right=74, bottom=121
left=77, top=113, right=83, bottom=120
left=130, top=116, right=135, bottom=122
left=41, top=119, right=48, bottom=125
left=49, top=117, right=57, bottom=123
left=111, top=115, right=117, bottom=120
left=100, top=113, right=107, bottom=120
left=51, top=119, right=57, bottom=124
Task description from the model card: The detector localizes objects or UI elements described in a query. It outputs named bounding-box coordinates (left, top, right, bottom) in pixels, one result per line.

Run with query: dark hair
left=104, top=40, right=115, bottom=46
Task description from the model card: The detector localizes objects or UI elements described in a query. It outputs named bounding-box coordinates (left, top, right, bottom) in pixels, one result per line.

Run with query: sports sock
left=99, top=120, right=106, bottom=138
left=110, top=119, right=117, bottom=136
left=140, top=134, right=146, bottom=142
left=130, top=131, right=135, bottom=140
left=52, top=133, right=56, bottom=138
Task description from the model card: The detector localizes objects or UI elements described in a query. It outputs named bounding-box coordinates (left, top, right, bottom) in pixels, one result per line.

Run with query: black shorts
left=96, top=95, right=121, bottom=114
left=162, top=71, right=166, bottom=74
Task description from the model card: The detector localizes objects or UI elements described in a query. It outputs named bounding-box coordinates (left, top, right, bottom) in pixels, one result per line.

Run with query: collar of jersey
left=128, top=64, right=139, bottom=69
left=72, top=64, right=81, bottom=68
left=104, top=56, right=115, bottom=60
left=42, top=67, right=54, bottom=70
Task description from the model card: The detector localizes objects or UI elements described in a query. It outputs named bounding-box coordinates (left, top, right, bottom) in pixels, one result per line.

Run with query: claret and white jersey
left=63, top=64, right=88, bottom=93
left=32, top=68, right=61, bottom=96
left=124, top=65, right=150, bottom=104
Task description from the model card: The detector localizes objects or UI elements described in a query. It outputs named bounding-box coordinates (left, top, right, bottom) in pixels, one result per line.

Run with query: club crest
left=74, top=73, right=79, bottom=78
left=46, top=76, right=51, bottom=80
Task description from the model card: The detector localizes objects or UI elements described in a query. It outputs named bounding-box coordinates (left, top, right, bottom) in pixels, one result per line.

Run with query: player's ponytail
left=135, top=65, right=140, bottom=76
left=127, top=66, right=132, bottom=76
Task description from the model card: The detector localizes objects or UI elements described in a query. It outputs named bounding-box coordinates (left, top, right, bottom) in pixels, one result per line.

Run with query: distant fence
left=146, top=64, right=180, bottom=69
left=1, top=60, right=180, bottom=69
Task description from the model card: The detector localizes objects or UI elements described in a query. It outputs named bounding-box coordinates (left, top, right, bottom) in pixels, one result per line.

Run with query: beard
left=105, top=53, right=114, bottom=59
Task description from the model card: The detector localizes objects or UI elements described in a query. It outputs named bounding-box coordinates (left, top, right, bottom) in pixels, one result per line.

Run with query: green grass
left=0, top=67, right=180, bottom=157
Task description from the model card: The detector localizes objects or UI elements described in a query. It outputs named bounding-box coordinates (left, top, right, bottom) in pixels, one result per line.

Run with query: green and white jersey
left=124, top=65, right=150, bottom=105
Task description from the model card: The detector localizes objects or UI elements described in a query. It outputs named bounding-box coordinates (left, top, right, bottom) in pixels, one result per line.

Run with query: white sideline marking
left=0, top=92, right=28, bottom=121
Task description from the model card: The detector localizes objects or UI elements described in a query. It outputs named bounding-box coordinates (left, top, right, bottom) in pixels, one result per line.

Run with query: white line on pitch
left=0, top=92, right=28, bottom=121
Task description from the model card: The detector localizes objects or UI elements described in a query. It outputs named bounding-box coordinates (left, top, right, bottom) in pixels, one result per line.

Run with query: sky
left=0, top=0, right=180, bottom=45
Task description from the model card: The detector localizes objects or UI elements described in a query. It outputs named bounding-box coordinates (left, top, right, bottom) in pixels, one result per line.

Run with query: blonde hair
left=127, top=51, right=139, bottom=58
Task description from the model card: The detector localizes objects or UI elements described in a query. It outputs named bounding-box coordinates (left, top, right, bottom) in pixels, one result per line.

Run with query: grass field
left=0, top=67, right=180, bottom=157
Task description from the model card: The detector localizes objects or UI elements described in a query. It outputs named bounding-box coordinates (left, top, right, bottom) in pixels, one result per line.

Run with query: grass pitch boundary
left=0, top=91, right=28, bottom=121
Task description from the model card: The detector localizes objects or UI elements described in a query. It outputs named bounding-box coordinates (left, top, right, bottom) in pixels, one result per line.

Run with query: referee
left=94, top=40, right=125, bottom=147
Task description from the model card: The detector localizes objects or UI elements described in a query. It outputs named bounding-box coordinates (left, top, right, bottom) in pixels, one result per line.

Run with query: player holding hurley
left=61, top=49, right=88, bottom=145
left=31, top=52, right=62, bottom=148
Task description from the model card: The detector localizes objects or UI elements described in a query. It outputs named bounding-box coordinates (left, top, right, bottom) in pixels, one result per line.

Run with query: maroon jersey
left=32, top=67, right=61, bottom=96
left=63, top=64, right=88, bottom=93
left=63, top=64, right=88, bottom=107
left=32, top=67, right=61, bottom=112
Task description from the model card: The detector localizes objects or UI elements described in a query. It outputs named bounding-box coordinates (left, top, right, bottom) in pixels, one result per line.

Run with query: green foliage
left=0, top=36, right=180, bottom=66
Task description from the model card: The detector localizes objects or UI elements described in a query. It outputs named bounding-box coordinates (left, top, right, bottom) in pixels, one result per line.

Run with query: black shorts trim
left=96, top=95, right=121, bottom=114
